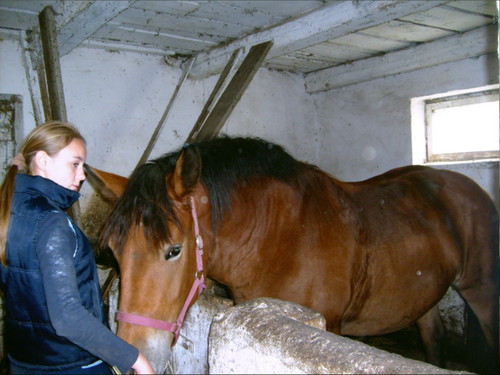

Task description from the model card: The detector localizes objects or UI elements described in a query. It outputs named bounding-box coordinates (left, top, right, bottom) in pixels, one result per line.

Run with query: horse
left=87, top=136, right=499, bottom=373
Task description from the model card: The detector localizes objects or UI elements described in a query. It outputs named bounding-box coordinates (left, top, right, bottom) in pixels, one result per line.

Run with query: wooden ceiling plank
left=189, top=1, right=277, bottom=27
left=224, top=1, right=324, bottom=18
left=266, top=54, right=335, bottom=72
left=301, top=42, right=374, bottom=62
left=0, top=7, right=38, bottom=29
left=115, top=7, right=245, bottom=39
left=447, top=1, right=498, bottom=17
left=57, top=0, right=131, bottom=56
left=93, top=23, right=217, bottom=52
left=360, top=20, right=454, bottom=43
left=399, top=5, right=493, bottom=32
left=189, top=0, right=450, bottom=78
left=131, top=0, right=200, bottom=15
left=95, top=21, right=226, bottom=44
left=305, top=25, right=496, bottom=93
left=333, top=33, right=410, bottom=53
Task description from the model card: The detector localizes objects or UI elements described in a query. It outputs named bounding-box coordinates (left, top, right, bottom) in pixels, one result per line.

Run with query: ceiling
left=0, top=0, right=497, bottom=90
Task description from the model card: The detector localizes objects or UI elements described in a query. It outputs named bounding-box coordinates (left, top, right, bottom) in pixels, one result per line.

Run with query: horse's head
left=87, top=147, right=210, bottom=370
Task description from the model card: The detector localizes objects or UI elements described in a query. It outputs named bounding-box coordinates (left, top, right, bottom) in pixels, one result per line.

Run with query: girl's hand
left=132, top=352, right=154, bottom=374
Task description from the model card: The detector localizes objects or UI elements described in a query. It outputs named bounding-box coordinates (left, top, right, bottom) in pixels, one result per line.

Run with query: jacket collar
left=15, top=174, right=80, bottom=210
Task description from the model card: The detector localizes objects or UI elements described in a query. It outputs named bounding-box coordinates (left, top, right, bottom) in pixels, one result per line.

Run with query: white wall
left=0, top=36, right=316, bottom=210
left=0, top=33, right=497, bottom=208
left=311, top=53, right=499, bottom=206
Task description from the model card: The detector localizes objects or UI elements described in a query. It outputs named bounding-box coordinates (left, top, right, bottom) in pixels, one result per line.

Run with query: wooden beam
left=39, top=6, right=81, bottom=224
left=193, top=41, right=273, bottom=142
left=39, top=6, right=67, bottom=122
left=189, top=0, right=449, bottom=79
left=135, top=57, right=195, bottom=168
left=305, top=25, right=496, bottom=93
left=58, top=1, right=131, bottom=56
left=186, top=47, right=243, bottom=143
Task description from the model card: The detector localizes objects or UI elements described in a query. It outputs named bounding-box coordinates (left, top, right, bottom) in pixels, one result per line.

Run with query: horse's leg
left=457, top=284, right=499, bottom=374
left=454, top=215, right=499, bottom=374
left=415, top=304, right=445, bottom=368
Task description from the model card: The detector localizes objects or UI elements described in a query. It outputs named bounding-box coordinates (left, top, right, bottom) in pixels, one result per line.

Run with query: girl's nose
left=78, top=166, right=86, bottom=181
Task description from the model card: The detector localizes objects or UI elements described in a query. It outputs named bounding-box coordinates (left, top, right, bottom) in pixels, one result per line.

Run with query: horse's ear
left=171, top=147, right=201, bottom=198
left=84, top=164, right=129, bottom=203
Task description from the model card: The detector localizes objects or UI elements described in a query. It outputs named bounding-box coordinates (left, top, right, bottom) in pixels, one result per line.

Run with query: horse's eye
left=165, top=244, right=182, bottom=260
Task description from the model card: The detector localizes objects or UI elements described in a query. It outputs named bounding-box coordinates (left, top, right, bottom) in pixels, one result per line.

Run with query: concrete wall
left=311, top=53, right=499, bottom=206
left=0, top=35, right=316, bottom=178
left=1, top=34, right=496, bottom=209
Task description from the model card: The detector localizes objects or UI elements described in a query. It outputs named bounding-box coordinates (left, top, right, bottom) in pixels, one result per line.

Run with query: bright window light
left=424, top=89, right=499, bottom=162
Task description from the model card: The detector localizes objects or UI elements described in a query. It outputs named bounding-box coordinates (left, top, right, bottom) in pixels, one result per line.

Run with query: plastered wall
left=312, top=53, right=499, bottom=206
left=0, top=36, right=497, bottom=209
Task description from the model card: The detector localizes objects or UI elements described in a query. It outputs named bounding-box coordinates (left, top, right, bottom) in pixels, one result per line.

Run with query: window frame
left=424, top=89, right=499, bottom=162
left=411, top=85, right=499, bottom=165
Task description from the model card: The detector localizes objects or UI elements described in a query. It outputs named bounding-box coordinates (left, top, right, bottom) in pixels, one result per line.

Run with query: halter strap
left=116, top=196, right=206, bottom=343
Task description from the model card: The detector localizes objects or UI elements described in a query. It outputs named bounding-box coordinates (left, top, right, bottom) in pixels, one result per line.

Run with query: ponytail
left=0, top=164, right=20, bottom=265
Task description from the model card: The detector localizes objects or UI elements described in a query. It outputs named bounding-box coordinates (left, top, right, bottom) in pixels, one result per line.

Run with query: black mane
left=100, top=136, right=303, bottom=252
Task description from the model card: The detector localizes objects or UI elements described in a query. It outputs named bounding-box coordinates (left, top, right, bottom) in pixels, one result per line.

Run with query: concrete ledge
left=208, top=298, right=471, bottom=374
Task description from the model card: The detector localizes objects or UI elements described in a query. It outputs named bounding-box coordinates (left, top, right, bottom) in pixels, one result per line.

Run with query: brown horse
left=88, top=136, right=499, bottom=373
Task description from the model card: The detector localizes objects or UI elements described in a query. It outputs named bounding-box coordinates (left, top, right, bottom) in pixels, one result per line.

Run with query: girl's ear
left=33, top=150, right=49, bottom=173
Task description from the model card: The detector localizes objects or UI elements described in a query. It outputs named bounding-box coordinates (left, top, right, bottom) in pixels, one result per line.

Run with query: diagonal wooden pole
left=191, top=41, right=273, bottom=142
left=135, top=57, right=195, bottom=169
left=186, top=47, right=243, bottom=143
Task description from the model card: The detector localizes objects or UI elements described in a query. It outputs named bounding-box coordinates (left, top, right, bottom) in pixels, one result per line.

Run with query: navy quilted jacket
left=0, top=174, right=137, bottom=373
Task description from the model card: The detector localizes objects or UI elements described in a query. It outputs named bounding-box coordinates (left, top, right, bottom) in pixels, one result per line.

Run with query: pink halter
left=115, top=197, right=206, bottom=343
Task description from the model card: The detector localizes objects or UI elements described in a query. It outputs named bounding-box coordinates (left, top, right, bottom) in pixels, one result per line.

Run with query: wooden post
left=39, top=6, right=81, bottom=224
left=39, top=6, right=67, bottom=122
left=192, top=41, right=273, bottom=142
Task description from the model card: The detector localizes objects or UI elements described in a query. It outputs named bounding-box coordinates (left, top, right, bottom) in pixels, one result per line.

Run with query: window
left=411, top=85, right=499, bottom=164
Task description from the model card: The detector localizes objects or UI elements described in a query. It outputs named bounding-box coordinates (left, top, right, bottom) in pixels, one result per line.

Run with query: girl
left=0, top=122, right=153, bottom=374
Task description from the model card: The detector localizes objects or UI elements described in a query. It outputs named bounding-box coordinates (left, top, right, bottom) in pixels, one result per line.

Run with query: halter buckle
left=195, top=269, right=204, bottom=280
left=195, top=234, right=204, bottom=249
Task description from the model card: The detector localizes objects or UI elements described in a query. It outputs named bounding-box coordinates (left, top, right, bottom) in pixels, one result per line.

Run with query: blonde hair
left=0, top=121, right=86, bottom=265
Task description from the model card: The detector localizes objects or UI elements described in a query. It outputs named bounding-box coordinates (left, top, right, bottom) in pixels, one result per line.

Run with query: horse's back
left=339, top=165, right=498, bottom=336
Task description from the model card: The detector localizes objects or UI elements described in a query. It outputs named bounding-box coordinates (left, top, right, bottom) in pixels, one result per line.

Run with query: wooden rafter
left=305, top=25, right=496, bottom=93
left=58, top=0, right=132, bottom=57
left=186, top=47, right=243, bottom=143
left=189, top=0, right=449, bottom=78
left=190, top=41, right=273, bottom=142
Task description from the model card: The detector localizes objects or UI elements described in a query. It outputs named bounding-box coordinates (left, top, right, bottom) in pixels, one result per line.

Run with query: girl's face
left=36, top=139, right=87, bottom=191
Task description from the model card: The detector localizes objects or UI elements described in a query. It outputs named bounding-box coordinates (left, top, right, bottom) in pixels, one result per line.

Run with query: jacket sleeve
left=35, top=211, right=139, bottom=373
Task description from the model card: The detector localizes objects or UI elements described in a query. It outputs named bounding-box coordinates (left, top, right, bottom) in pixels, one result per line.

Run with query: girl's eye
left=165, top=244, right=182, bottom=260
